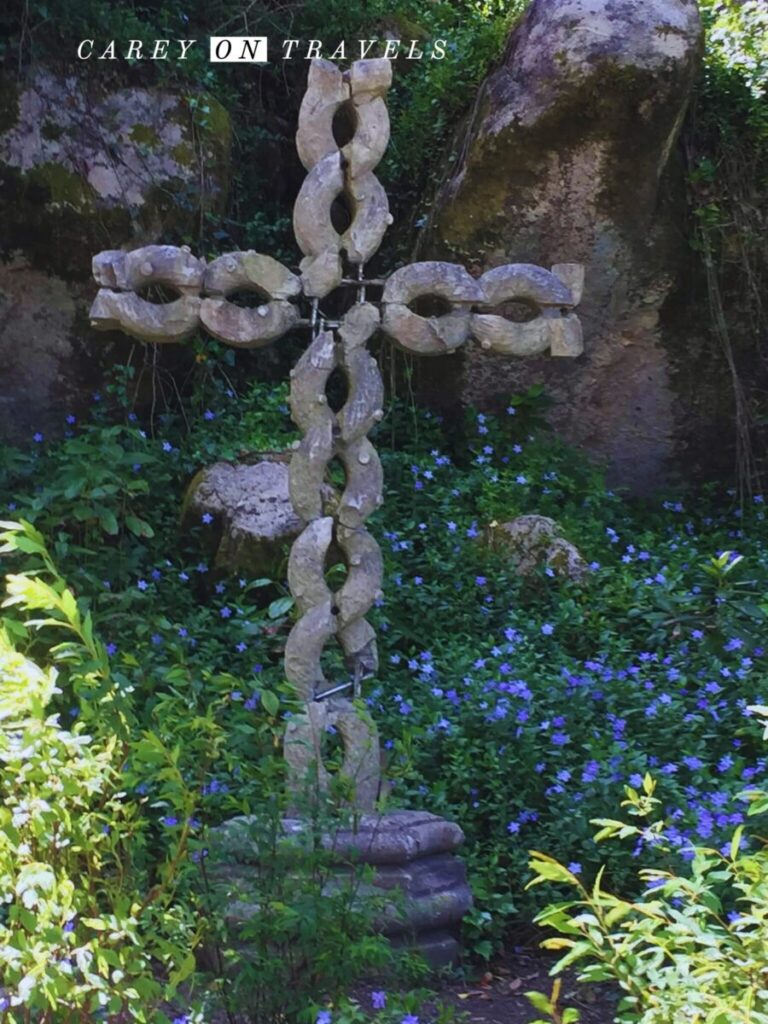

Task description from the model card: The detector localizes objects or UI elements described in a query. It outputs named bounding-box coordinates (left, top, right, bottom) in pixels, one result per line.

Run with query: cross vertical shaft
left=88, top=57, right=585, bottom=810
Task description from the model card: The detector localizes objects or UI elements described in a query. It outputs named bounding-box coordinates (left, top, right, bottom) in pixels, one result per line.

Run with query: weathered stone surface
left=332, top=811, right=466, bottom=864
left=0, top=258, right=82, bottom=440
left=93, top=245, right=204, bottom=293
left=200, top=297, right=300, bottom=348
left=416, top=0, right=703, bottom=492
left=213, top=810, right=465, bottom=865
left=208, top=810, right=471, bottom=966
left=182, top=460, right=303, bottom=576
left=382, top=261, right=484, bottom=355
left=0, top=68, right=230, bottom=441
left=0, top=70, right=230, bottom=281
left=89, top=290, right=201, bottom=343
left=346, top=59, right=392, bottom=179
left=203, top=251, right=301, bottom=300
left=484, top=515, right=587, bottom=581
left=284, top=697, right=381, bottom=808
left=296, top=59, right=350, bottom=172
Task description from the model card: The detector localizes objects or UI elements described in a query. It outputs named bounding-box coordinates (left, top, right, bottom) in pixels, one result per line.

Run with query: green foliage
left=0, top=523, right=204, bottom=1023
left=5, top=379, right=768, bottom=980
left=687, top=0, right=768, bottom=491
left=527, top=717, right=768, bottom=1022
left=202, top=810, right=406, bottom=1024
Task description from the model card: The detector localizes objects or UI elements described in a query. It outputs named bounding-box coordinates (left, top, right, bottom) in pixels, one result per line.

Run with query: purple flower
left=33, top=432, right=44, bottom=443
left=161, top=815, right=179, bottom=827
left=220, top=607, right=232, bottom=618
left=371, top=991, right=386, bottom=1010
left=106, top=643, right=117, bottom=656
left=202, top=513, right=213, bottom=524
left=137, top=579, right=148, bottom=591
left=316, top=1012, right=332, bottom=1024
left=204, top=409, right=216, bottom=420
left=541, top=623, right=554, bottom=636
left=567, top=862, right=582, bottom=875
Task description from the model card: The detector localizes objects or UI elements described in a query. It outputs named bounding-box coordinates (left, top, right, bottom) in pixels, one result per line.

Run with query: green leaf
left=268, top=596, right=294, bottom=619
left=524, top=992, right=552, bottom=1014
left=730, top=825, right=744, bottom=861
left=99, top=510, right=119, bottom=535
left=261, top=690, right=280, bottom=716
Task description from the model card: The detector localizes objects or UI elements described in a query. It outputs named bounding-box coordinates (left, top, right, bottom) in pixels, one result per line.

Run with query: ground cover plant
left=1, top=367, right=767, bottom=1020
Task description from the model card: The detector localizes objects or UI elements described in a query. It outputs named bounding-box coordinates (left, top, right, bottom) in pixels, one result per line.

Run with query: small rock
left=484, top=514, right=587, bottom=581
left=182, top=459, right=302, bottom=577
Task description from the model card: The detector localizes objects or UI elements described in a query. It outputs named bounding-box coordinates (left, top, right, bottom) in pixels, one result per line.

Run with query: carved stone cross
left=89, top=58, right=584, bottom=810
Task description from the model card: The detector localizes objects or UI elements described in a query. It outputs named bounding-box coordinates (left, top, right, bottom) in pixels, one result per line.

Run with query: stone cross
left=89, top=58, right=584, bottom=810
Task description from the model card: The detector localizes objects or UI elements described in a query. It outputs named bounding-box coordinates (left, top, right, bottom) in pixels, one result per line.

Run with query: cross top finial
left=89, top=59, right=584, bottom=809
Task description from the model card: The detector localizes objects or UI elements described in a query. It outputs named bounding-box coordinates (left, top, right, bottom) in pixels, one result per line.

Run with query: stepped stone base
left=209, top=810, right=472, bottom=967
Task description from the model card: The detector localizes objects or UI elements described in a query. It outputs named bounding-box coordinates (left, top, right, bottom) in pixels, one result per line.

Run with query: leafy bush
left=0, top=524, right=202, bottom=1023
left=4, top=381, right=768, bottom=979
left=526, top=711, right=768, bottom=1022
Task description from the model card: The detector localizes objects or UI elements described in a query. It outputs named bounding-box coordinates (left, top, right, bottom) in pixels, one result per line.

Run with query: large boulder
left=0, top=68, right=230, bottom=441
left=416, top=0, right=704, bottom=493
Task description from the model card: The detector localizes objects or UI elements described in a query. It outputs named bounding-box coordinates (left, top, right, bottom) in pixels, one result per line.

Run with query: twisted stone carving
left=87, top=58, right=585, bottom=813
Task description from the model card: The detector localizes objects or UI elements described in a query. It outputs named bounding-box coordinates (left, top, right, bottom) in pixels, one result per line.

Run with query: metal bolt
left=318, top=394, right=327, bottom=404
left=140, top=261, right=153, bottom=276
left=226, top=258, right=237, bottom=272
left=372, top=409, right=384, bottom=421
left=358, top=451, right=370, bottom=465
left=257, top=305, right=269, bottom=318
left=350, top=555, right=361, bottom=566
left=481, top=340, right=491, bottom=350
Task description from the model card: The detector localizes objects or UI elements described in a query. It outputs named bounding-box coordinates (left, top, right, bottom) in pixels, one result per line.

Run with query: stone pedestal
left=209, top=810, right=473, bottom=967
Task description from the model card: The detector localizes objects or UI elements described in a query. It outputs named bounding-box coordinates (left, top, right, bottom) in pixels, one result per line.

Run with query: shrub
left=526, top=711, right=768, bottom=1023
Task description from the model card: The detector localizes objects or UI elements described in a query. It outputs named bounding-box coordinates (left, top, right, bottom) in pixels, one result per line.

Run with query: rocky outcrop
left=484, top=515, right=587, bottom=581
left=0, top=69, right=230, bottom=441
left=183, top=459, right=303, bottom=577
left=416, top=0, right=703, bottom=493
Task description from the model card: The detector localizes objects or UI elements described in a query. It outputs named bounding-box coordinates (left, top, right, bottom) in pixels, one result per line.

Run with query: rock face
left=183, top=460, right=303, bottom=577
left=417, top=0, right=703, bottom=493
left=210, top=811, right=473, bottom=967
left=484, top=515, right=587, bottom=581
left=0, top=68, right=230, bottom=441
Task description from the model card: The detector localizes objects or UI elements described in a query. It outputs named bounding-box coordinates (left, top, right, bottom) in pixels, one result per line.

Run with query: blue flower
left=567, top=862, right=582, bottom=875
left=372, top=991, right=386, bottom=1009
left=541, top=623, right=554, bottom=636
left=316, top=1011, right=332, bottom=1024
